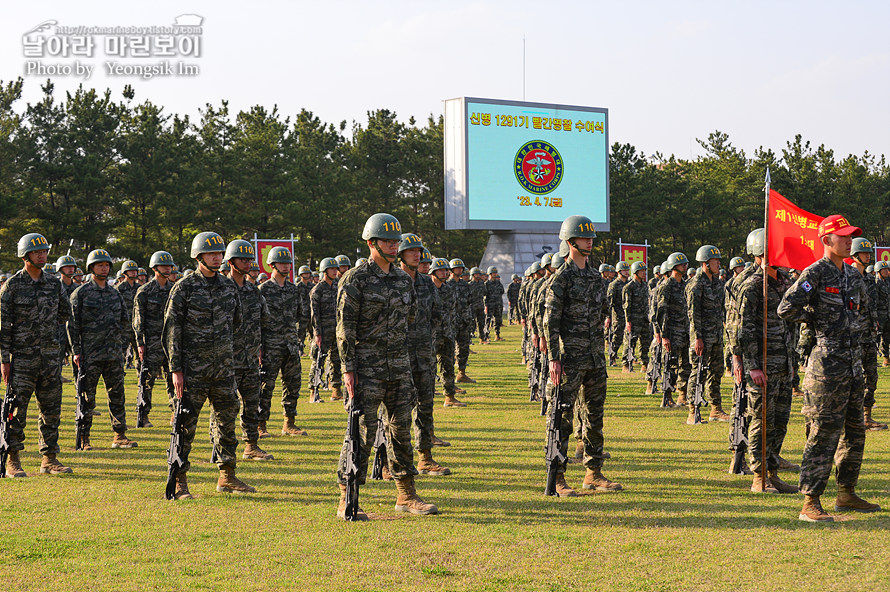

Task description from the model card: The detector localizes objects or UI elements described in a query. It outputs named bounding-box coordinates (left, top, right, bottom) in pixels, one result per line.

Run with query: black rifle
left=544, top=356, right=567, bottom=496
left=209, top=415, right=218, bottom=464
left=539, top=350, right=550, bottom=416
left=342, top=393, right=363, bottom=520
left=482, top=310, right=491, bottom=342
left=74, top=356, right=89, bottom=450
left=165, top=393, right=193, bottom=500
left=648, top=338, right=662, bottom=395
left=0, top=361, right=17, bottom=478
left=690, top=354, right=707, bottom=423
left=370, top=412, right=387, bottom=480
left=729, top=373, right=751, bottom=474
left=529, top=346, right=542, bottom=402
left=521, top=325, right=528, bottom=364
left=136, top=362, right=150, bottom=428
left=661, top=347, right=676, bottom=408
left=309, top=342, right=328, bottom=404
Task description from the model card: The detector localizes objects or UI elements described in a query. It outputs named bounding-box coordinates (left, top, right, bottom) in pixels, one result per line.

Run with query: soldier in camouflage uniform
left=430, top=258, right=465, bottom=409
left=163, top=231, right=255, bottom=499
left=258, top=246, right=309, bottom=437
left=738, top=261, right=798, bottom=494
left=335, top=213, right=437, bottom=519
left=310, top=257, right=343, bottom=402
left=69, top=249, right=137, bottom=450
left=469, top=267, right=488, bottom=344
left=724, top=257, right=746, bottom=374
left=544, top=216, right=621, bottom=496
left=132, top=251, right=177, bottom=429
left=848, top=238, right=888, bottom=431
left=296, top=264, right=313, bottom=353
left=1, top=233, right=73, bottom=477
left=606, top=261, right=630, bottom=368
left=55, top=255, right=79, bottom=383
left=399, top=234, right=450, bottom=474
left=778, top=215, right=879, bottom=522
left=449, top=259, right=476, bottom=384
left=875, top=260, right=890, bottom=366
left=335, top=254, right=351, bottom=279
left=622, top=261, right=650, bottom=373
left=485, top=266, right=506, bottom=340
left=647, top=266, right=661, bottom=291
left=656, top=252, right=693, bottom=413
left=686, top=245, right=730, bottom=422
left=529, top=254, right=556, bottom=367
left=224, top=240, right=273, bottom=461
left=117, top=260, right=140, bottom=370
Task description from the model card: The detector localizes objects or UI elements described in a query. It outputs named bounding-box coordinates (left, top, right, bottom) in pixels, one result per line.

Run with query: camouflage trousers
left=139, top=355, right=171, bottom=416
left=474, top=308, right=486, bottom=339
left=688, top=341, right=724, bottom=407
left=7, top=361, right=63, bottom=455
left=862, top=341, right=878, bottom=409
left=80, top=358, right=128, bottom=435
left=309, top=337, right=342, bottom=389
left=455, top=323, right=471, bottom=370
left=234, top=366, right=261, bottom=442
left=412, top=364, right=436, bottom=450
left=260, top=346, right=302, bottom=420
left=799, top=370, right=866, bottom=496
left=508, top=303, right=518, bottom=323
left=623, top=323, right=651, bottom=368
left=608, top=314, right=625, bottom=363
left=665, top=340, right=691, bottom=397
left=547, top=364, right=609, bottom=471
left=880, top=329, right=890, bottom=359
left=486, top=306, right=503, bottom=338
left=746, top=367, right=791, bottom=474
left=337, top=374, right=419, bottom=486
left=180, top=375, right=239, bottom=472
left=435, top=335, right=456, bottom=397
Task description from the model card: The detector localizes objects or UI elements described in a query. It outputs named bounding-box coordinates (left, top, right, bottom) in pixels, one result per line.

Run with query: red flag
left=767, top=189, right=823, bottom=270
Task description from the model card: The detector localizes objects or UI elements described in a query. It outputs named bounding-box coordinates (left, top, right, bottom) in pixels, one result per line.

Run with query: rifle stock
left=136, top=362, right=149, bottom=427
left=370, top=413, right=387, bottom=480
left=165, top=393, right=193, bottom=499
left=544, top=355, right=567, bottom=496
left=74, top=358, right=89, bottom=450
left=343, top=393, right=363, bottom=520
left=0, top=360, right=16, bottom=478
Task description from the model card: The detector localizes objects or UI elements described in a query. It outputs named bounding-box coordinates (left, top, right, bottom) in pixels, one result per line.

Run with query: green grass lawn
left=2, top=323, right=889, bottom=591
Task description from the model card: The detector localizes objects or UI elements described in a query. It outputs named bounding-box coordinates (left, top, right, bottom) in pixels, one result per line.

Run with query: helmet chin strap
left=373, top=239, right=398, bottom=263
left=198, top=255, right=220, bottom=272
left=568, top=239, right=591, bottom=256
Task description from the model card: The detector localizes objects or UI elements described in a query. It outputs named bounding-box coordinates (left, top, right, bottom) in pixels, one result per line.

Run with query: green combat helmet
left=631, top=261, right=646, bottom=274
left=529, top=261, right=542, bottom=275
left=17, top=232, right=50, bottom=258
left=744, top=261, right=753, bottom=268
left=224, top=240, right=254, bottom=262
left=74, top=268, right=84, bottom=279
left=695, top=245, right=722, bottom=262
left=121, top=260, right=139, bottom=274
left=219, top=261, right=231, bottom=272
left=866, top=264, right=874, bottom=274
left=55, top=255, right=77, bottom=273
left=559, top=215, right=596, bottom=255
left=660, top=261, right=670, bottom=275
left=875, top=261, right=890, bottom=273
left=487, top=266, right=498, bottom=275
left=511, top=273, right=520, bottom=280
left=267, top=246, right=293, bottom=265
left=449, top=258, right=465, bottom=271
left=429, top=258, right=450, bottom=274
left=541, top=253, right=553, bottom=268
left=420, top=248, right=433, bottom=264
left=746, top=228, right=765, bottom=257
left=335, top=254, right=352, bottom=268
left=137, top=268, right=147, bottom=277
left=558, top=240, right=570, bottom=258
left=86, top=249, right=113, bottom=274
left=615, top=261, right=630, bottom=273
left=191, top=231, right=226, bottom=258
left=470, top=266, right=482, bottom=276
left=398, top=233, right=424, bottom=253
left=523, top=266, right=534, bottom=278
left=298, top=265, right=311, bottom=276
left=598, top=263, right=610, bottom=273
left=851, top=237, right=873, bottom=258
left=653, top=266, right=661, bottom=276
left=550, top=253, right=565, bottom=268
left=43, top=263, right=56, bottom=274
left=362, top=213, right=402, bottom=262
left=319, top=257, right=338, bottom=273
left=667, top=252, right=689, bottom=270
left=687, top=268, right=696, bottom=277
left=250, top=261, right=260, bottom=272
left=149, top=251, right=175, bottom=269
left=729, top=257, right=745, bottom=270
left=355, top=257, right=369, bottom=267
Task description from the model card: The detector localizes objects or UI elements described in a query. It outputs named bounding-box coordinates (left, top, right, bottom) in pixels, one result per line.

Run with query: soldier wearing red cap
left=778, top=215, right=880, bottom=522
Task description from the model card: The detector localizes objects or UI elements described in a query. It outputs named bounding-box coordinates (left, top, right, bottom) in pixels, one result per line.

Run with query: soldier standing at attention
left=296, top=264, right=313, bottom=353
left=647, top=267, right=661, bottom=291
left=163, top=231, right=255, bottom=499
left=258, top=246, right=309, bottom=437
left=335, top=255, right=352, bottom=279
left=622, top=261, right=651, bottom=374
left=469, top=267, right=488, bottom=344
left=686, top=246, right=730, bottom=422
left=335, top=213, right=437, bottom=519
left=606, top=261, right=630, bottom=369
left=656, top=253, right=693, bottom=415
left=778, top=215, right=879, bottom=522
left=544, top=216, right=621, bottom=496
left=310, top=258, right=343, bottom=402
left=507, top=274, right=521, bottom=324
left=55, top=255, right=79, bottom=384
left=224, top=240, right=273, bottom=461
left=430, top=258, right=464, bottom=412
left=117, top=260, right=140, bottom=370
left=69, top=249, right=137, bottom=450
left=449, top=259, right=476, bottom=385
left=875, top=261, right=890, bottom=367
left=1, top=233, right=73, bottom=477
left=132, top=251, right=177, bottom=428
left=485, top=266, right=506, bottom=341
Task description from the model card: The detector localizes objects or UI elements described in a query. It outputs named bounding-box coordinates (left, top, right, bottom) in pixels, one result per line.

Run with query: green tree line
left=0, top=78, right=887, bottom=272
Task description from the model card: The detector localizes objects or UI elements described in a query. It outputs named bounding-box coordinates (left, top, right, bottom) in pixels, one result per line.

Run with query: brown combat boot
left=456, top=369, right=476, bottom=384
left=750, top=474, right=778, bottom=494
left=216, top=465, right=256, bottom=494
left=173, top=473, right=194, bottom=500
left=330, top=386, right=343, bottom=401
left=883, top=356, right=890, bottom=368
left=242, top=441, right=274, bottom=461
left=454, top=386, right=467, bottom=395
left=5, top=450, right=27, bottom=478
left=582, top=467, right=623, bottom=491
left=792, top=386, right=804, bottom=397
left=39, top=454, right=73, bottom=475
left=141, top=416, right=154, bottom=428
left=799, top=495, right=833, bottom=522
left=394, top=475, right=439, bottom=514
left=443, top=395, right=467, bottom=408
left=553, top=472, right=578, bottom=497
left=257, top=421, right=271, bottom=439
left=336, top=483, right=369, bottom=521
left=864, top=407, right=888, bottom=431
left=567, top=440, right=584, bottom=464
left=676, top=391, right=688, bottom=406
left=431, top=434, right=451, bottom=447
left=622, top=364, right=631, bottom=373
left=777, top=455, right=800, bottom=472
left=381, top=463, right=394, bottom=481
left=417, top=449, right=451, bottom=476
left=834, top=486, right=881, bottom=513
left=645, top=381, right=653, bottom=395
left=80, top=436, right=93, bottom=451
left=111, top=433, right=138, bottom=449
left=768, top=470, right=799, bottom=494
left=686, top=405, right=707, bottom=425
left=281, top=416, right=307, bottom=436
left=709, top=404, right=731, bottom=422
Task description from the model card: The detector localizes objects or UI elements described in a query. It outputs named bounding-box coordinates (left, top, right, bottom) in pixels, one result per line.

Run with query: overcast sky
left=3, top=0, right=888, bottom=161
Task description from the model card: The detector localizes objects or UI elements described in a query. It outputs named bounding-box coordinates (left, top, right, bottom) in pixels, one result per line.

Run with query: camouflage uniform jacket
left=647, top=276, right=660, bottom=291
left=407, top=272, right=442, bottom=370
left=726, top=265, right=758, bottom=357
left=258, top=278, right=308, bottom=355
left=528, top=276, right=547, bottom=336
left=738, top=268, right=793, bottom=374
left=656, top=276, right=689, bottom=344
left=622, top=278, right=649, bottom=327
left=533, top=273, right=556, bottom=340
left=854, top=267, right=880, bottom=343
left=296, top=279, right=312, bottom=331
left=517, top=279, right=532, bottom=321
left=233, top=279, right=268, bottom=370
left=336, top=260, right=416, bottom=378
left=777, top=257, right=866, bottom=378
left=434, top=280, right=456, bottom=342
left=59, top=278, right=78, bottom=345
left=649, top=276, right=668, bottom=329
left=875, top=275, right=890, bottom=326
left=162, top=271, right=242, bottom=378
left=607, top=277, right=628, bottom=322
left=469, top=280, right=486, bottom=313
left=507, top=281, right=521, bottom=305
left=544, top=260, right=608, bottom=370
left=116, top=280, right=138, bottom=327
left=310, top=279, right=338, bottom=344
left=685, top=269, right=725, bottom=344
left=448, top=278, right=473, bottom=328
left=485, top=278, right=505, bottom=310
left=68, top=279, right=129, bottom=362
left=0, top=270, right=70, bottom=367
left=133, top=278, right=172, bottom=367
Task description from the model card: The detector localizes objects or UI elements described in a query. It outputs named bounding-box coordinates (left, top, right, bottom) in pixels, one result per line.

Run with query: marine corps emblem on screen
left=514, top=140, right=563, bottom=194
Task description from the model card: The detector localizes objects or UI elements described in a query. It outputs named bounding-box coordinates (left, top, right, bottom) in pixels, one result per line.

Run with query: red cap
left=818, top=215, right=861, bottom=238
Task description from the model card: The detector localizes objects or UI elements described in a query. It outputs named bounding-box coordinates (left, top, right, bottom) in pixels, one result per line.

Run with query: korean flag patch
left=801, top=280, right=813, bottom=292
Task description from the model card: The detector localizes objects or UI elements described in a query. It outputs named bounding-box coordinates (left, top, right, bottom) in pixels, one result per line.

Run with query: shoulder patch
left=801, top=280, right=812, bottom=292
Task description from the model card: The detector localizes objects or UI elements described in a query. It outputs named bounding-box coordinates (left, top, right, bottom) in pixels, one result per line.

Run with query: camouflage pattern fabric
left=854, top=267, right=880, bottom=408
left=310, top=278, right=342, bottom=388
left=69, top=280, right=129, bottom=363
left=507, top=280, right=521, bottom=323
left=133, top=278, right=173, bottom=412
left=607, top=276, right=628, bottom=362
left=78, top=359, right=128, bottom=436
left=656, top=276, right=692, bottom=395
left=233, top=279, right=267, bottom=440
left=485, top=278, right=505, bottom=337
left=116, top=280, right=140, bottom=361
left=448, top=278, right=473, bottom=370
left=434, top=281, right=456, bottom=397
left=622, top=277, right=651, bottom=366
left=259, top=278, right=306, bottom=418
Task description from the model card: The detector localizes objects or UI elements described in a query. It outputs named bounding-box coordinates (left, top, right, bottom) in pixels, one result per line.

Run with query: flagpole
left=761, top=168, right=770, bottom=490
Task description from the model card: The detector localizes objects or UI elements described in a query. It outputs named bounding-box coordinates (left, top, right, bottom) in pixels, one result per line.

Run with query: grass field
left=2, top=323, right=889, bottom=592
